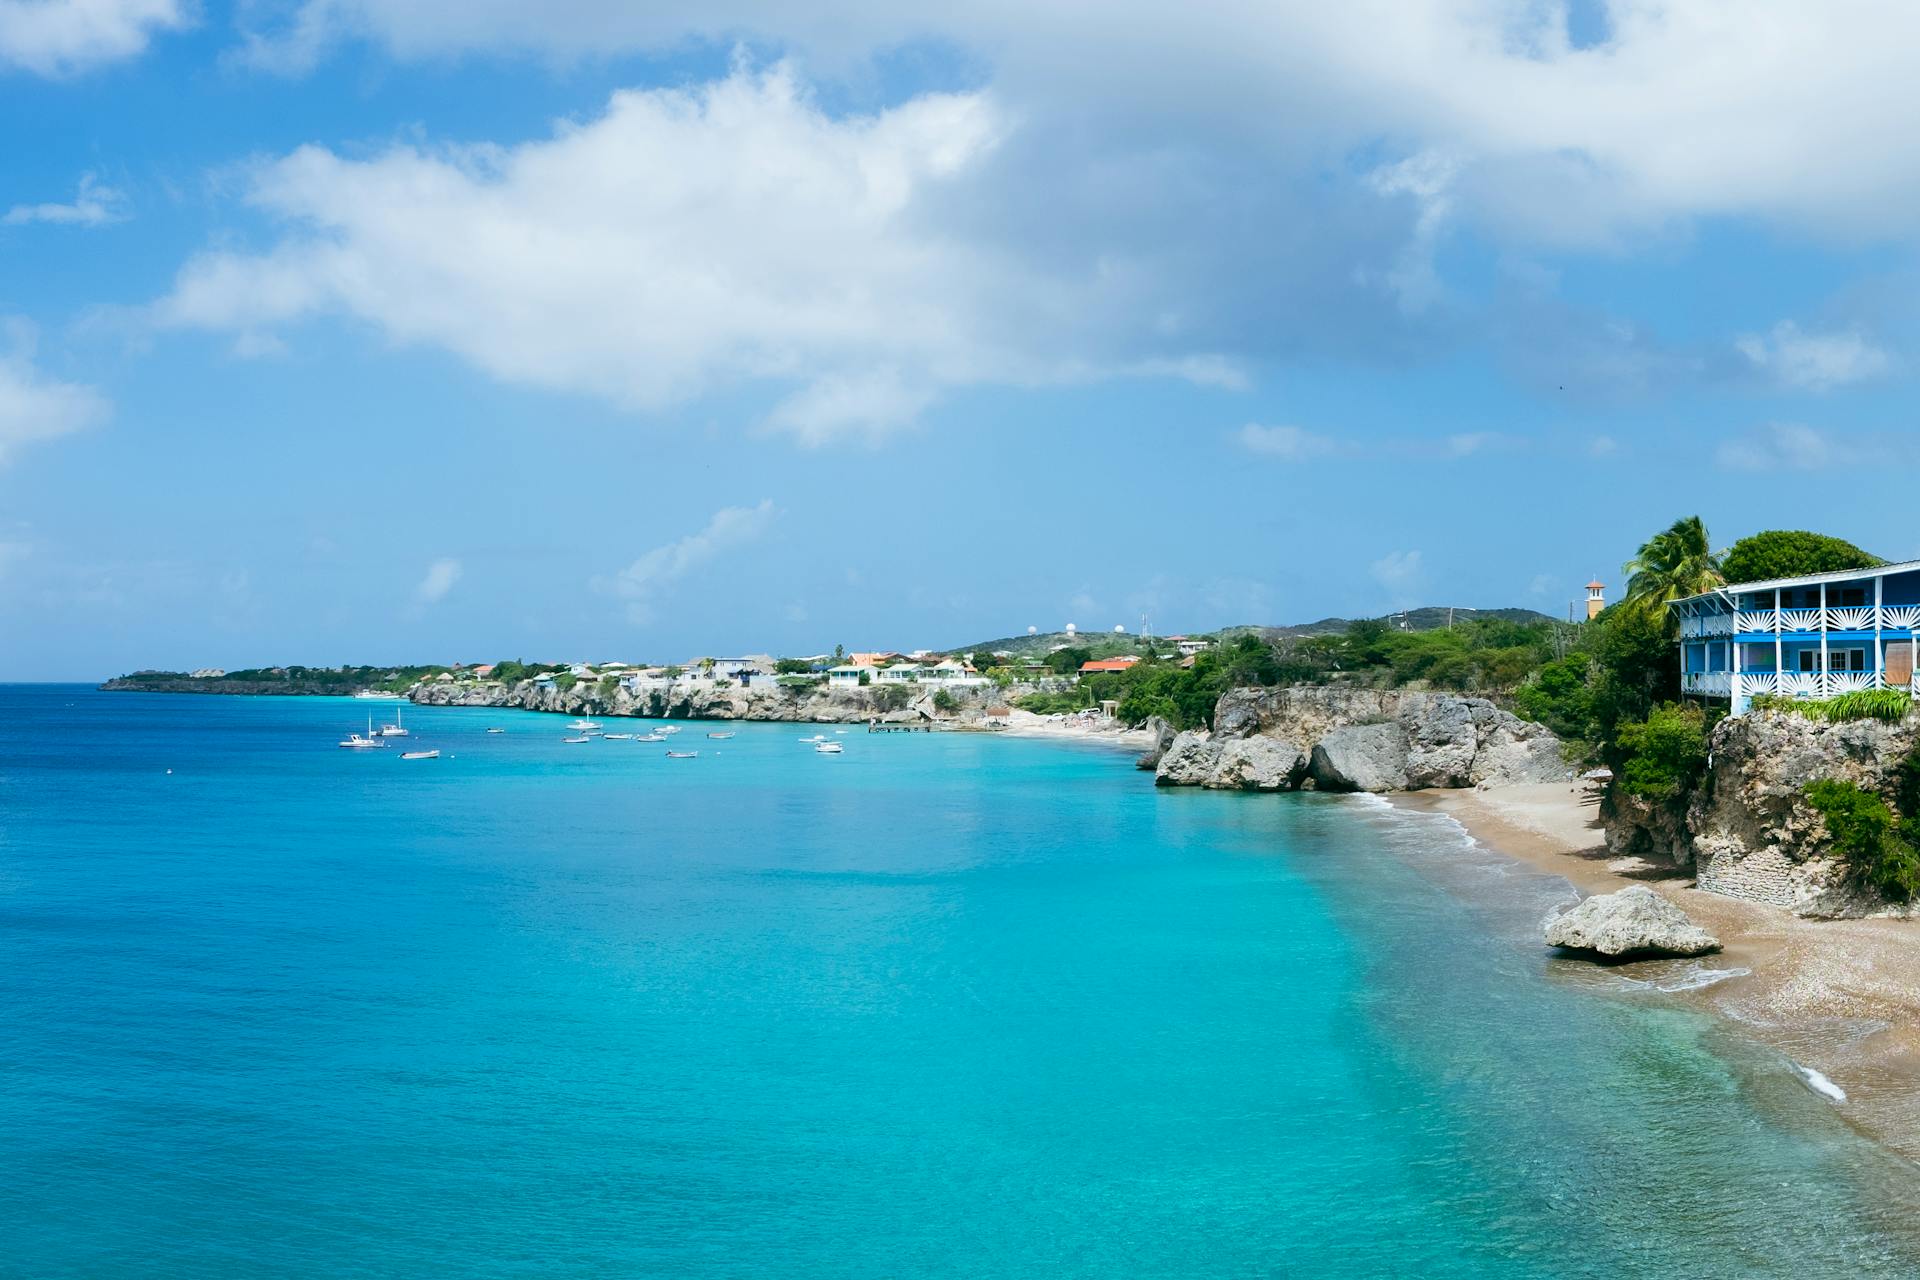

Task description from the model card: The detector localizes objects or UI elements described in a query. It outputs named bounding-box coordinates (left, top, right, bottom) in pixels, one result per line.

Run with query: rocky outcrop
left=410, top=676, right=1012, bottom=727
left=1136, top=717, right=1177, bottom=771
left=1155, top=686, right=1569, bottom=794
left=1545, top=886, right=1721, bottom=959
left=1680, top=710, right=1918, bottom=918
left=1211, top=737, right=1309, bottom=790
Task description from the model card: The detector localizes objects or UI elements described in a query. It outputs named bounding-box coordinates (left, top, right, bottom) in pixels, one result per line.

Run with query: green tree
left=932, top=688, right=959, bottom=714
left=1045, top=647, right=1092, bottom=675
left=1720, top=530, right=1882, bottom=585
left=1623, top=515, right=1723, bottom=616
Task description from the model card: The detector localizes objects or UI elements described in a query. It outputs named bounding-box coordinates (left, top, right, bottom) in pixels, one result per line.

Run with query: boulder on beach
left=1544, top=885, right=1721, bottom=959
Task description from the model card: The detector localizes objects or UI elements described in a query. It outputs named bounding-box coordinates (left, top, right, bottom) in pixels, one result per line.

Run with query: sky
left=5, top=1, right=1920, bottom=677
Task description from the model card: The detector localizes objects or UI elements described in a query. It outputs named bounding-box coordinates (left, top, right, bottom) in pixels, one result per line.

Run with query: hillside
left=959, top=606, right=1557, bottom=658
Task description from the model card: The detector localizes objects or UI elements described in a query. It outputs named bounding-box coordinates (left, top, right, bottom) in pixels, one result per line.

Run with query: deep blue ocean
left=4, top=685, right=1919, bottom=1277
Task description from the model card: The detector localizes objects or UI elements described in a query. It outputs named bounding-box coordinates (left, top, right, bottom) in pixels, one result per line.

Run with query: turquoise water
left=3, top=686, right=1918, bottom=1276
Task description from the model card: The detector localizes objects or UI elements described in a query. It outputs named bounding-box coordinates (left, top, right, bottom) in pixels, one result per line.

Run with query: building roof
left=1669, top=558, right=1920, bottom=606
left=1080, top=657, right=1140, bottom=673
left=1586, top=580, right=1605, bottom=590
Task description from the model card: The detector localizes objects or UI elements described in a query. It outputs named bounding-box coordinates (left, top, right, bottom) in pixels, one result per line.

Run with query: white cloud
left=1370, top=549, right=1423, bottom=598
left=1237, top=423, right=1338, bottom=460
left=1587, top=434, right=1619, bottom=458
left=1715, top=423, right=1849, bottom=472
left=153, top=65, right=1240, bottom=442
left=3, top=173, right=128, bottom=227
left=413, top=557, right=461, bottom=605
left=0, top=319, right=110, bottom=465
left=237, top=3, right=1920, bottom=243
left=0, top=0, right=188, bottom=75
left=594, top=499, right=777, bottom=623
left=1735, top=321, right=1891, bottom=391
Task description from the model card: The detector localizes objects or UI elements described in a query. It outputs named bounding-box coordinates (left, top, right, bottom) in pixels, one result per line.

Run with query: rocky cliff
left=1608, top=709, right=1920, bottom=919
left=410, top=676, right=1011, bottom=726
left=1152, top=686, right=1570, bottom=793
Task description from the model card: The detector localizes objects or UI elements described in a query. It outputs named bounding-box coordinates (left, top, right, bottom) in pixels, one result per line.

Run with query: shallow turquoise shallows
left=4, top=687, right=1919, bottom=1277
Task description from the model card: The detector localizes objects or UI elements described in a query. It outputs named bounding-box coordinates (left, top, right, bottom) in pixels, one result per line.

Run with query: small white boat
left=567, top=718, right=602, bottom=731
left=602, top=733, right=633, bottom=740
left=798, top=733, right=826, bottom=743
left=400, top=749, right=439, bottom=760
left=634, top=733, right=667, bottom=743
left=377, top=707, right=410, bottom=737
left=665, top=750, right=699, bottom=759
left=833, top=729, right=848, bottom=735
left=815, top=741, right=844, bottom=754
left=563, top=735, right=592, bottom=744
left=707, top=731, right=736, bottom=740
left=340, top=713, right=387, bottom=748
left=485, top=727, right=506, bottom=734
left=657, top=725, right=682, bottom=736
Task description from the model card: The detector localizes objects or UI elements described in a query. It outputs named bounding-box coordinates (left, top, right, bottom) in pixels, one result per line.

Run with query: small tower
left=1585, top=578, right=1606, bottom=621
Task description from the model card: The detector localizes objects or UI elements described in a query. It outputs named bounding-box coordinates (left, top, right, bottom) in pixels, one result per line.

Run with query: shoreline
left=1394, top=784, right=1920, bottom=1162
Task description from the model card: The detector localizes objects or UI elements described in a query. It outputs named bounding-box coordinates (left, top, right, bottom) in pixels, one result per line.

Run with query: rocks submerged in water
left=1544, top=885, right=1721, bottom=960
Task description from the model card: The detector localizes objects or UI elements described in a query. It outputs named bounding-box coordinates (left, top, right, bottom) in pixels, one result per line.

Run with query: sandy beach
left=990, top=709, right=1155, bottom=751
left=1398, top=784, right=1920, bottom=1160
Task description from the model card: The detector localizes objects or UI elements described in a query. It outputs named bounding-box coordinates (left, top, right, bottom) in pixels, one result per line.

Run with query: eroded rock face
left=1153, top=731, right=1222, bottom=787
left=1685, top=710, right=1919, bottom=918
left=409, top=676, right=998, bottom=725
left=1545, top=885, right=1720, bottom=959
left=1156, top=687, right=1568, bottom=794
left=1309, top=723, right=1409, bottom=792
left=1211, top=737, right=1308, bottom=791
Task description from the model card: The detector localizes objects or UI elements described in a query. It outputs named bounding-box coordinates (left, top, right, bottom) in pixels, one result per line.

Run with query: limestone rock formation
left=1210, top=737, right=1308, bottom=791
left=1544, top=885, right=1720, bottom=959
left=1154, top=731, right=1222, bottom=787
left=1155, top=687, right=1569, bottom=794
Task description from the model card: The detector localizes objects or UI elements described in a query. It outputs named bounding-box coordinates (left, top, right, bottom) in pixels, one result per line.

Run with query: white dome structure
left=1114, top=624, right=1126, bottom=633
left=1064, top=623, right=1077, bottom=636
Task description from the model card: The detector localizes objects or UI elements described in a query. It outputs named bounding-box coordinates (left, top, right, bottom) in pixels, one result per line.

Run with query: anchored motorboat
left=400, top=749, right=439, bottom=760
left=707, top=731, right=736, bottom=740
left=602, top=733, right=633, bottom=740
left=814, top=741, right=844, bottom=755
left=563, top=734, right=592, bottom=744
left=485, top=727, right=506, bottom=734
left=665, top=750, right=699, bottom=759
left=566, top=718, right=602, bottom=732
left=339, top=713, right=388, bottom=749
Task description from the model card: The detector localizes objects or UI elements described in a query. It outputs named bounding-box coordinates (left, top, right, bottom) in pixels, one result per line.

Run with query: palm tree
left=1623, top=515, right=1723, bottom=619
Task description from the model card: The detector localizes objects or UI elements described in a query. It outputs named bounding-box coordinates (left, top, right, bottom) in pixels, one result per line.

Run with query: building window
left=1840, top=587, right=1866, bottom=607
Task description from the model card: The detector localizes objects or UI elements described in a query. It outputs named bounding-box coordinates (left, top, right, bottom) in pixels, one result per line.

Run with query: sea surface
left=4, top=685, right=1920, bottom=1277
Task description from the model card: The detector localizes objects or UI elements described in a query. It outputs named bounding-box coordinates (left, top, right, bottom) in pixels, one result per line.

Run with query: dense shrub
left=1803, top=779, right=1920, bottom=903
left=1721, top=531, right=1881, bottom=585
left=931, top=689, right=959, bottom=714
left=1611, top=704, right=1711, bottom=800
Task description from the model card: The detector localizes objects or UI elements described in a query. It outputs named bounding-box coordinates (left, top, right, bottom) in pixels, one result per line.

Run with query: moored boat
left=665, top=750, right=698, bottom=759
left=400, top=749, right=439, bottom=760
left=707, top=731, right=736, bottom=740
left=815, top=741, right=844, bottom=754
left=563, top=734, right=591, bottom=744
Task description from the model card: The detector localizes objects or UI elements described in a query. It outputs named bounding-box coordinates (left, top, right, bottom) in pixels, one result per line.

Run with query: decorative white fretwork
left=1882, top=606, right=1920, bottom=631
left=1778, top=609, right=1824, bottom=631
left=1736, top=611, right=1777, bottom=632
left=1826, top=607, right=1875, bottom=631
left=1698, top=614, right=1733, bottom=636
left=1684, top=671, right=1732, bottom=695
left=1825, top=671, right=1876, bottom=694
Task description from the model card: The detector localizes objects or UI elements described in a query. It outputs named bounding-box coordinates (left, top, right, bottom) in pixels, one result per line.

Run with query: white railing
left=1826, top=671, right=1877, bottom=694
left=1680, top=614, right=1736, bottom=638
left=1826, top=606, right=1875, bottom=631
left=1778, top=608, right=1825, bottom=631
left=1733, top=670, right=1893, bottom=703
left=1683, top=670, right=1732, bottom=695
left=1737, top=610, right=1778, bottom=632
left=1884, top=606, right=1920, bottom=631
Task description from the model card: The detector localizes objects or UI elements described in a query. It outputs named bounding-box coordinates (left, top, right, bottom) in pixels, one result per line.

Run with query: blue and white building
left=1670, top=561, right=1920, bottom=714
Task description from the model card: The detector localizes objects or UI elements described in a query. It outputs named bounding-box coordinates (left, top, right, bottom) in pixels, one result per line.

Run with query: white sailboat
left=376, top=706, right=409, bottom=737
left=566, top=718, right=602, bottom=732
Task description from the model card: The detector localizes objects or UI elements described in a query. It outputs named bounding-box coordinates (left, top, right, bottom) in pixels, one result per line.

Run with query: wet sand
left=1396, top=784, right=1920, bottom=1161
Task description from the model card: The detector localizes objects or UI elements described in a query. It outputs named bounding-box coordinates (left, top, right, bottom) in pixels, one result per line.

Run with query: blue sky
left=4, top=2, right=1920, bottom=678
